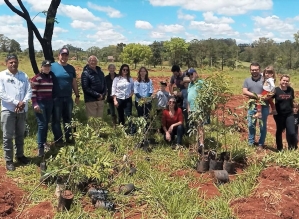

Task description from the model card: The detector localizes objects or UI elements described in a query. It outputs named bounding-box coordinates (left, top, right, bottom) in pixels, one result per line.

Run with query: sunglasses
left=169, top=101, right=175, bottom=104
left=123, top=68, right=129, bottom=72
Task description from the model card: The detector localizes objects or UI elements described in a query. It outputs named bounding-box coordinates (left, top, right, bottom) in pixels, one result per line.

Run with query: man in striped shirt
left=31, top=60, right=53, bottom=157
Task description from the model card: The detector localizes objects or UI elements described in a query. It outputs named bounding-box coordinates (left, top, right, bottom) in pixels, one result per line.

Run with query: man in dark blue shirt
left=51, top=47, right=80, bottom=145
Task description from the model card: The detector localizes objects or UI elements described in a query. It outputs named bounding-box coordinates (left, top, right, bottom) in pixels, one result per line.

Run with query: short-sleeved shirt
left=188, top=80, right=203, bottom=112
left=242, top=76, right=264, bottom=94
left=273, top=86, right=294, bottom=115
left=156, top=90, right=169, bottom=109
left=170, top=72, right=186, bottom=91
left=263, top=78, right=275, bottom=92
left=51, top=62, right=76, bottom=98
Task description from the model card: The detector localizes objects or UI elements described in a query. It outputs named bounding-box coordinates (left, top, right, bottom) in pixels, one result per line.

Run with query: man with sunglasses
left=0, top=54, right=32, bottom=171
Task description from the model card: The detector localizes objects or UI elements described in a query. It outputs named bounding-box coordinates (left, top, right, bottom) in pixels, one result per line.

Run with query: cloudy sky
left=0, top=0, right=298, bottom=50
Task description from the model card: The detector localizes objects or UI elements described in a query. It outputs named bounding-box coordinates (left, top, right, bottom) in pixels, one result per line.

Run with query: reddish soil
left=231, top=166, right=299, bottom=219
left=0, top=166, right=25, bottom=219
left=22, top=201, right=55, bottom=219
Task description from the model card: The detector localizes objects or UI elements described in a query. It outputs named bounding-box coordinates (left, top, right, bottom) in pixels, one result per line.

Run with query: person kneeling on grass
left=162, top=97, right=184, bottom=149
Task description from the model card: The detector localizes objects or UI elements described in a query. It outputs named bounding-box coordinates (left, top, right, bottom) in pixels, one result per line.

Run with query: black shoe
left=66, top=138, right=75, bottom=145
left=16, top=156, right=29, bottom=165
left=38, top=148, right=45, bottom=157
left=6, top=161, right=15, bottom=171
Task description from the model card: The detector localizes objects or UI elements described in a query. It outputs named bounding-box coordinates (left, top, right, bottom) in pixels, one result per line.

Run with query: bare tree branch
left=4, top=0, right=25, bottom=18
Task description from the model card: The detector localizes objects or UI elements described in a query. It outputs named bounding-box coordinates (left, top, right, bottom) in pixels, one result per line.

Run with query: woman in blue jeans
left=111, top=64, right=134, bottom=125
left=31, top=60, right=53, bottom=157
left=134, top=67, right=153, bottom=118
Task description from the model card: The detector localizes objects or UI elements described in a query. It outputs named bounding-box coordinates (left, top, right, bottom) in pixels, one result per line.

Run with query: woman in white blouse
left=111, top=64, right=134, bottom=125
left=134, top=67, right=153, bottom=118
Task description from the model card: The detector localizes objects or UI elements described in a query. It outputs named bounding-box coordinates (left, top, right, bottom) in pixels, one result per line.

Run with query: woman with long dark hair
left=273, top=75, right=297, bottom=151
left=134, top=67, right=153, bottom=118
left=162, top=97, right=184, bottom=148
left=111, top=64, right=134, bottom=125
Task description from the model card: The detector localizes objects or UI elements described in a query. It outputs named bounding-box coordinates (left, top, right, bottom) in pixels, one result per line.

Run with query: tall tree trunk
left=4, top=0, right=61, bottom=73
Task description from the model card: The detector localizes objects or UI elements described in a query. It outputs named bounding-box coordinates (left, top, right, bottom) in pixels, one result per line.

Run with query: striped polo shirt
left=31, top=72, right=53, bottom=107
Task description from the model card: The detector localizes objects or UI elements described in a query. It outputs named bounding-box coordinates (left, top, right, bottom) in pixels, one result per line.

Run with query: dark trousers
left=163, top=124, right=184, bottom=145
left=274, top=114, right=298, bottom=151
left=182, top=108, right=189, bottom=134
left=116, top=97, right=132, bottom=125
left=135, top=101, right=152, bottom=118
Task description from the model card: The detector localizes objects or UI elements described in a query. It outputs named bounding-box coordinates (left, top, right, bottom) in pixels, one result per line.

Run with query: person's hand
left=168, top=125, right=173, bottom=133
left=75, top=97, right=80, bottom=105
left=17, top=101, right=25, bottom=109
left=33, top=105, right=42, bottom=113
left=97, top=94, right=103, bottom=101
left=114, top=99, right=119, bottom=107
left=165, top=131, right=171, bottom=141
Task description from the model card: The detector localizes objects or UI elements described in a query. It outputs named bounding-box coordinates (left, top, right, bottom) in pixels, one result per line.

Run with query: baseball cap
left=160, top=81, right=167, bottom=86
left=41, top=60, right=51, bottom=66
left=59, top=47, right=69, bottom=55
left=183, top=76, right=190, bottom=83
left=187, top=68, right=196, bottom=75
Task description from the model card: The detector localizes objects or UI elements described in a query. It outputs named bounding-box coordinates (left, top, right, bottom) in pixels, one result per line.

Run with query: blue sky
left=0, top=0, right=298, bottom=50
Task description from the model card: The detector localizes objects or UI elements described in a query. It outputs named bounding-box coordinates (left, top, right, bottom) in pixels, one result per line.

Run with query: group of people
left=243, top=62, right=298, bottom=151
left=0, top=50, right=297, bottom=172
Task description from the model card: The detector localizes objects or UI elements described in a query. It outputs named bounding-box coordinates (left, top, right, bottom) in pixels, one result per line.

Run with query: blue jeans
left=164, top=125, right=184, bottom=145
left=116, top=97, right=132, bottom=125
left=135, top=101, right=152, bottom=118
left=1, top=111, right=26, bottom=161
left=247, top=106, right=269, bottom=145
left=34, top=100, right=53, bottom=149
left=52, top=97, right=73, bottom=142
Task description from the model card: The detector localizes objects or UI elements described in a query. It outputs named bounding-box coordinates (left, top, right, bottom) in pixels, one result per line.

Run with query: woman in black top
left=273, top=75, right=297, bottom=151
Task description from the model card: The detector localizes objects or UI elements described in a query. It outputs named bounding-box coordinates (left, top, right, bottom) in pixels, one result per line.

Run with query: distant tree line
left=2, top=31, right=299, bottom=71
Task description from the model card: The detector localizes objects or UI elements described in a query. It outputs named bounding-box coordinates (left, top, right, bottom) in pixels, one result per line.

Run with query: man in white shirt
left=0, top=54, right=32, bottom=171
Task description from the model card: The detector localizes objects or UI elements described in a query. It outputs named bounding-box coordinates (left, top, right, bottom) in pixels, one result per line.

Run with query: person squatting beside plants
left=105, top=64, right=118, bottom=127
left=242, top=62, right=270, bottom=150
left=162, top=97, right=184, bottom=149
left=254, top=66, right=277, bottom=119
left=134, top=67, right=153, bottom=118
left=0, top=54, right=32, bottom=171
left=111, top=64, right=134, bottom=125
left=31, top=60, right=53, bottom=157
left=81, top=55, right=107, bottom=118
left=273, top=75, right=297, bottom=151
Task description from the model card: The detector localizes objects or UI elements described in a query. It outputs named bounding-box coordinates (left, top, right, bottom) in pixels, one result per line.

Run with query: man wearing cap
left=51, top=47, right=80, bottom=146
left=169, top=65, right=186, bottom=109
left=0, top=54, right=32, bottom=171
left=81, top=55, right=107, bottom=118
left=31, top=60, right=53, bottom=157
left=186, top=68, right=207, bottom=150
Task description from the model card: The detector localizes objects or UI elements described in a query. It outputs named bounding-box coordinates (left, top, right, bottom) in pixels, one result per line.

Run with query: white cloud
left=0, top=0, right=18, bottom=6
left=71, top=20, right=96, bottom=30
left=58, top=4, right=101, bottom=21
left=190, top=21, right=238, bottom=36
left=87, top=2, right=123, bottom=18
left=177, top=10, right=195, bottom=20
left=157, top=24, right=185, bottom=33
left=135, top=20, right=153, bottom=29
left=87, top=29, right=126, bottom=42
left=149, top=0, right=273, bottom=15
left=252, top=15, right=294, bottom=33
left=24, top=0, right=50, bottom=11
left=0, top=15, right=23, bottom=24
left=203, top=12, right=234, bottom=24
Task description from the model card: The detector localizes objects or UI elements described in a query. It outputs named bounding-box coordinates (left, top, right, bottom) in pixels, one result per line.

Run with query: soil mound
left=231, top=166, right=299, bottom=219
